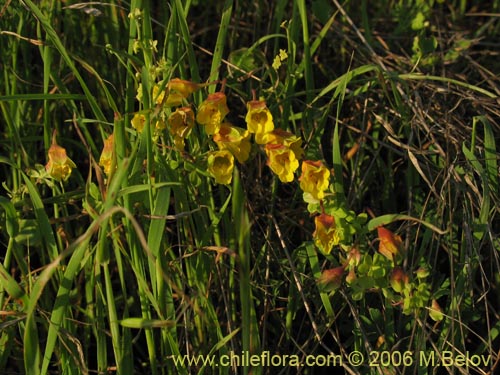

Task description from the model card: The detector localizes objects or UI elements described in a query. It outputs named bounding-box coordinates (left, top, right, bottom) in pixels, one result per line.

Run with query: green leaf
left=367, top=213, right=446, bottom=234
left=120, top=318, right=176, bottom=329
left=411, top=12, right=426, bottom=31
left=0, top=196, right=18, bottom=237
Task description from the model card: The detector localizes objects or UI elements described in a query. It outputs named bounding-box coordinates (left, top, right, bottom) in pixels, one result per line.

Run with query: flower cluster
left=126, top=76, right=309, bottom=187
left=119, top=75, right=436, bottom=319
left=130, top=78, right=337, bottom=253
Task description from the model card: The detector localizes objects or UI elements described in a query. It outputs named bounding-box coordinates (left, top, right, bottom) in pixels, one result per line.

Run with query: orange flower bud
left=345, top=269, right=357, bottom=284
left=377, top=227, right=403, bottom=261
left=347, top=247, right=361, bottom=267
left=45, top=143, right=76, bottom=181
left=99, top=134, right=115, bottom=176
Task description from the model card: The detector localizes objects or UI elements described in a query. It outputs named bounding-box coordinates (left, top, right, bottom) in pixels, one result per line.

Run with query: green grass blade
left=397, top=73, right=498, bottom=99
left=311, top=64, right=379, bottom=105
left=367, top=213, right=447, bottom=234
left=22, top=174, right=58, bottom=264
left=0, top=94, right=87, bottom=101
left=232, top=167, right=258, bottom=374
left=0, top=262, right=28, bottom=306
left=208, top=0, right=233, bottom=90
left=173, top=0, right=201, bottom=82
left=305, top=243, right=335, bottom=320
left=479, top=116, right=498, bottom=196
left=332, top=122, right=345, bottom=199
left=295, top=0, right=313, bottom=100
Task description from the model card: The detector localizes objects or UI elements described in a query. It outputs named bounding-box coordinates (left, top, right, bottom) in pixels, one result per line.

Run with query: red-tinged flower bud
left=429, top=299, right=444, bottom=322
left=415, top=267, right=430, bottom=279
left=45, top=142, right=76, bottom=181
left=99, top=134, right=115, bottom=176
left=390, top=267, right=409, bottom=293
left=345, top=269, right=357, bottom=284
left=317, top=266, right=345, bottom=292
left=347, top=247, right=361, bottom=267
left=377, top=226, right=403, bottom=261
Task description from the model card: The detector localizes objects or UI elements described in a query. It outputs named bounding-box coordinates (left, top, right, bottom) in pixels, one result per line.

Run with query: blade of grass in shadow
left=295, top=0, right=317, bottom=135
left=21, top=0, right=106, bottom=122
left=295, top=10, right=338, bottom=77
left=304, top=243, right=335, bottom=320
left=22, top=174, right=59, bottom=271
left=0, top=262, right=29, bottom=307
left=463, top=115, right=498, bottom=240
left=295, top=0, right=314, bottom=104
left=198, top=328, right=240, bottom=374
left=173, top=0, right=201, bottom=84
left=103, top=263, right=126, bottom=374
left=332, top=122, right=345, bottom=199
left=39, top=1, right=53, bottom=151
left=0, top=94, right=87, bottom=101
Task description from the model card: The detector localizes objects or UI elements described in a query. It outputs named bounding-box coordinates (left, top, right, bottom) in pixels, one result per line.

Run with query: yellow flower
left=99, top=134, right=115, bottom=176
left=299, top=160, right=330, bottom=201
left=131, top=113, right=146, bottom=133
left=213, top=123, right=251, bottom=163
left=207, top=150, right=234, bottom=185
left=164, top=78, right=203, bottom=107
left=313, top=213, right=340, bottom=254
left=167, top=107, right=195, bottom=149
left=45, top=143, right=76, bottom=181
left=245, top=100, right=274, bottom=144
left=266, top=129, right=304, bottom=160
left=265, top=143, right=299, bottom=183
left=152, top=84, right=166, bottom=106
left=377, top=226, right=403, bottom=261
left=145, top=79, right=204, bottom=108
left=168, top=78, right=202, bottom=97
left=196, top=92, right=229, bottom=135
